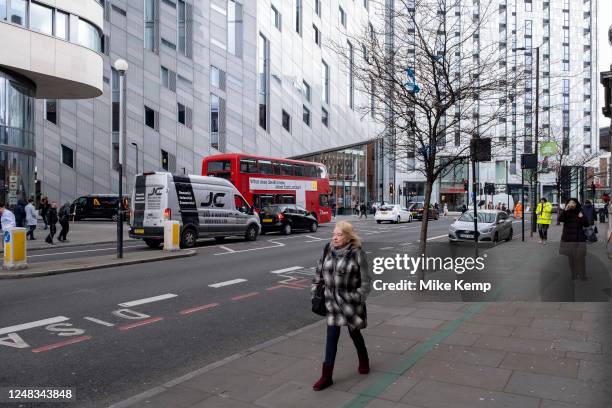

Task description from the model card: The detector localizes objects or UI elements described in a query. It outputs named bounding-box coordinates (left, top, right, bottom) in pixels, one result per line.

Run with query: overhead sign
left=540, top=141, right=557, bottom=157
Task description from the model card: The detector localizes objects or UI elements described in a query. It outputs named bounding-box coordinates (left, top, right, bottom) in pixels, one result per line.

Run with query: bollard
left=163, top=220, right=181, bottom=251
left=3, top=228, right=28, bottom=270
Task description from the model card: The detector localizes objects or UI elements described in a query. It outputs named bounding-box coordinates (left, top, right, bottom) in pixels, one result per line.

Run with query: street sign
left=540, top=141, right=557, bottom=157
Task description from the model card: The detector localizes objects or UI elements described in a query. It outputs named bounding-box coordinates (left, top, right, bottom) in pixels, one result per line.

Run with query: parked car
left=375, top=204, right=412, bottom=224
left=408, top=202, right=439, bottom=220
left=448, top=210, right=513, bottom=243
left=129, top=172, right=260, bottom=248
left=259, top=204, right=318, bottom=235
left=71, top=194, right=129, bottom=222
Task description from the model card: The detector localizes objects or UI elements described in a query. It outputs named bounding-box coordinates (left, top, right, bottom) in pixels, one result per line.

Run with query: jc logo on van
left=148, top=187, right=163, bottom=197
left=201, top=192, right=225, bottom=208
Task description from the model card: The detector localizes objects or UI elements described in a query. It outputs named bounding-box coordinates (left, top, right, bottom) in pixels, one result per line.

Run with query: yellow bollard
left=163, top=221, right=181, bottom=251
left=3, top=228, right=28, bottom=270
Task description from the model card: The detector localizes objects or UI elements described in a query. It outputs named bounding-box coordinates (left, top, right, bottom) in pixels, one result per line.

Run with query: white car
left=375, top=204, right=412, bottom=224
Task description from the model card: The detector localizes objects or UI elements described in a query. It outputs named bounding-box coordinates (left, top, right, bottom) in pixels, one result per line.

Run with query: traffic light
left=484, top=183, right=495, bottom=195
left=463, top=178, right=469, bottom=192
left=389, top=183, right=394, bottom=195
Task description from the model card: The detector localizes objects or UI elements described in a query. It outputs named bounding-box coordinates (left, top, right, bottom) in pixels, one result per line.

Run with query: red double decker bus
left=202, top=153, right=332, bottom=223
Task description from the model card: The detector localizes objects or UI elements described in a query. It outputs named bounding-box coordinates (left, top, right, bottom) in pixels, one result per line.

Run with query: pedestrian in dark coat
left=582, top=200, right=595, bottom=226
left=58, top=202, right=71, bottom=242
left=40, top=197, right=49, bottom=230
left=45, top=202, right=58, bottom=245
left=311, top=221, right=372, bottom=391
left=14, top=200, right=26, bottom=228
left=559, top=198, right=589, bottom=281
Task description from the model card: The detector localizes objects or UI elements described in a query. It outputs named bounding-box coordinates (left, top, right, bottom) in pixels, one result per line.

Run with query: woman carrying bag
left=311, top=221, right=372, bottom=391
left=559, top=198, right=590, bottom=281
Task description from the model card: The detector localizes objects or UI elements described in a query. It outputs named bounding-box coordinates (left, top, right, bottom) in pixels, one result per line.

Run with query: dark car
left=71, top=194, right=129, bottom=222
left=259, top=204, right=318, bottom=235
left=408, top=202, right=439, bottom=220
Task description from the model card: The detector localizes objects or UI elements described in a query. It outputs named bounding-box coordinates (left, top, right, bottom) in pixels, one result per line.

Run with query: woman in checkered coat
left=311, top=221, right=373, bottom=391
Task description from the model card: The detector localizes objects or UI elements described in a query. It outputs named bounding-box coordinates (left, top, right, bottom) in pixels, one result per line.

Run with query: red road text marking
left=31, top=335, right=92, bottom=353
left=179, top=303, right=220, bottom=315
left=117, top=317, right=164, bottom=331
left=230, top=292, right=259, bottom=301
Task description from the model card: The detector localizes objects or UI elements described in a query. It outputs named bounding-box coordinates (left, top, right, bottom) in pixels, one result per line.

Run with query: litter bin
left=3, top=228, right=27, bottom=270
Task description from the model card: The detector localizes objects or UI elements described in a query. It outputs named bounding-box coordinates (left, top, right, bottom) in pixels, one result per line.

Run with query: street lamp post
left=131, top=142, right=139, bottom=175
left=114, top=58, right=128, bottom=259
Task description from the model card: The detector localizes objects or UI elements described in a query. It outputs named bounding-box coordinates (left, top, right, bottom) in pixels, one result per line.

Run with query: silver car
left=448, top=210, right=513, bottom=243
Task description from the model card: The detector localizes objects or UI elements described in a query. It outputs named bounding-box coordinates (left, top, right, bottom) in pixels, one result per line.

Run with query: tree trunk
left=556, top=184, right=561, bottom=225
left=417, top=178, right=434, bottom=282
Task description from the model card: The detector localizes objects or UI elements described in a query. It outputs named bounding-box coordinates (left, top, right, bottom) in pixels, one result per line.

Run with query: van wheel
left=245, top=224, right=259, bottom=241
left=310, top=222, right=318, bottom=233
left=214, top=237, right=226, bottom=243
left=282, top=224, right=292, bottom=235
left=180, top=228, right=197, bottom=248
left=144, top=239, right=161, bottom=249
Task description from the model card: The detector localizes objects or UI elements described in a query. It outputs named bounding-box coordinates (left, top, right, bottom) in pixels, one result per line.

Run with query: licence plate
left=461, top=233, right=474, bottom=237
left=134, top=228, right=144, bottom=234
left=262, top=218, right=273, bottom=223
left=381, top=211, right=388, bottom=214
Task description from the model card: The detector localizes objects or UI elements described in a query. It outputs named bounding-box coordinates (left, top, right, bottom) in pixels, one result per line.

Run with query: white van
left=129, top=172, right=261, bottom=248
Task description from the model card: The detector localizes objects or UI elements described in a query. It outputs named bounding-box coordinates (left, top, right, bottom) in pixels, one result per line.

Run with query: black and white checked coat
left=311, top=242, right=372, bottom=329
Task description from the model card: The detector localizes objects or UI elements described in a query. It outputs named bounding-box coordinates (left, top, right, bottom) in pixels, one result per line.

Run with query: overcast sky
left=598, top=0, right=612, bottom=127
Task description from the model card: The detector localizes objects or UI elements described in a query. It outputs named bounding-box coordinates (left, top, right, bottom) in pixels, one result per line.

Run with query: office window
left=339, top=6, right=346, bottom=28
left=30, top=2, right=53, bottom=35
left=313, top=24, right=320, bottom=46
left=525, top=0, right=531, bottom=12
left=315, top=0, right=321, bottom=17
left=321, top=107, right=329, bottom=127
left=563, top=11, right=569, bottom=26
left=272, top=5, right=281, bottom=30
left=161, top=149, right=169, bottom=170
left=363, top=0, right=369, bottom=9
left=303, top=80, right=311, bottom=102
left=303, top=105, right=311, bottom=126
left=258, top=34, right=269, bottom=130
left=45, top=100, right=57, bottom=124
left=144, top=0, right=157, bottom=51
left=178, top=103, right=186, bottom=125
left=295, top=0, right=302, bottom=34
left=228, top=0, right=243, bottom=56
left=347, top=41, right=354, bottom=109
left=145, top=106, right=157, bottom=129
left=9, top=0, right=26, bottom=26
left=210, top=94, right=220, bottom=149
left=525, top=20, right=532, bottom=37
left=61, top=145, right=74, bottom=168
left=161, top=66, right=169, bottom=88
left=282, top=110, right=291, bottom=132
left=322, top=59, right=329, bottom=104
left=178, top=0, right=186, bottom=54
left=211, top=66, right=220, bottom=88
left=55, top=10, right=69, bottom=40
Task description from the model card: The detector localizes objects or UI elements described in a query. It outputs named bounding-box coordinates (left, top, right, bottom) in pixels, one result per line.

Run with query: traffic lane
left=26, top=242, right=146, bottom=263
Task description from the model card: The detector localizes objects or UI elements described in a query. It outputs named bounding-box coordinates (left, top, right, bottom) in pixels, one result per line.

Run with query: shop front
left=438, top=158, right=469, bottom=211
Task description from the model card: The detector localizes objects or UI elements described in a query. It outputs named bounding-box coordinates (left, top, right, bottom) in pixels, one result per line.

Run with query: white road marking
left=218, top=245, right=235, bottom=253
left=209, top=278, right=247, bottom=288
left=28, top=244, right=143, bottom=258
left=270, top=266, right=303, bottom=274
left=305, top=235, right=324, bottom=241
left=379, top=246, right=395, bottom=250
left=0, top=316, right=69, bottom=335
left=213, top=240, right=285, bottom=255
left=118, top=293, right=178, bottom=307
left=83, top=317, right=115, bottom=327
left=426, top=234, right=448, bottom=241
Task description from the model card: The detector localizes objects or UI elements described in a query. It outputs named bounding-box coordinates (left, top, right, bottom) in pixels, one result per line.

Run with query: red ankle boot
left=358, top=352, right=370, bottom=374
left=313, top=363, right=334, bottom=391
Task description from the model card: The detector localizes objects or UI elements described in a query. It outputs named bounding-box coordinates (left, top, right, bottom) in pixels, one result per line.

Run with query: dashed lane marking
left=270, top=266, right=303, bottom=274
left=213, top=240, right=285, bottom=255
left=118, top=317, right=164, bottom=331
left=426, top=234, right=449, bottom=241
left=208, top=278, right=247, bottom=288
left=0, top=316, right=69, bottom=336
left=31, top=335, right=92, bottom=353
left=230, top=292, right=259, bottom=301
left=379, top=246, right=395, bottom=250
left=118, top=293, right=178, bottom=307
left=179, top=303, right=219, bottom=315
left=218, top=245, right=235, bottom=253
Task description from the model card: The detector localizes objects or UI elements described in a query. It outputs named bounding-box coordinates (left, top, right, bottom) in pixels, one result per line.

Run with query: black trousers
left=58, top=220, right=69, bottom=241
left=538, top=224, right=549, bottom=240
left=324, top=325, right=368, bottom=365
left=46, top=224, right=57, bottom=243
left=567, top=254, right=586, bottom=279
left=27, top=225, right=36, bottom=239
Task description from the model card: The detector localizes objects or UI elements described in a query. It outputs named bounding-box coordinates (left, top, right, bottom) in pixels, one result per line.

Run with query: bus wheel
left=144, top=239, right=161, bottom=249
left=245, top=224, right=259, bottom=241
left=180, top=228, right=197, bottom=248
left=282, top=224, right=292, bottom=235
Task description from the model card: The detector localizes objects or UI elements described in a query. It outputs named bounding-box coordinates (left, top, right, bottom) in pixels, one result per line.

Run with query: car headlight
left=479, top=226, right=495, bottom=233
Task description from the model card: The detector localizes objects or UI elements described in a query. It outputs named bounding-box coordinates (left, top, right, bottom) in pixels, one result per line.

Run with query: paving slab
left=385, top=316, right=446, bottom=329
left=474, top=335, right=565, bottom=356
left=132, top=384, right=211, bottom=408
left=456, top=322, right=515, bottom=337
left=467, top=314, right=533, bottom=327
left=530, top=318, right=571, bottom=330
left=550, top=339, right=602, bottom=354
left=422, top=344, right=506, bottom=367
left=192, top=396, right=258, bottom=408
left=223, top=351, right=303, bottom=376
left=511, top=326, right=587, bottom=342
left=254, top=381, right=354, bottom=408
left=347, top=374, right=420, bottom=402
left=499, top=352, right=579, bottom=378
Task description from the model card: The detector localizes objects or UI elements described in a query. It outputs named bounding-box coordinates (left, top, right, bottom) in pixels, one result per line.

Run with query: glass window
left=30, top=2, right=53, bottom=35
left=161, top=149, right=169, bottom=170
left=144, top=0, right=156, bottom=51
left=347, top=41, right=354, bottom=109
left=9, top=0, right=26, bottom=26
left=210, top=94, right=219, bottom=149
left=279, top=162, right=293, bottom=176
left=258, top=160, right=274, bottom=175
left=240, top=158, right=257, bottom=173
left=78, top=19, right=102, bottom=52
left=303, top=80, right=311, bottom=102
left=61, top=145, right=74, bottom=168
left=178, top=0, right=186, bottom=54
left=339, top=6, right=346, bottom=27
left=282, top=110, right=291, bottom=132
left=272, top=5, right=281, bottom=30
left=55, top=10, right=69, bottom=40
left=161, top=66, right=169, bottom=88
left=145, top=106, right=156, bottom=129
left=207, top=160, right=231, bottom=172
left=322, top=107, right=329, bottom=127
left=294, top=165, right=305, bottom=177
left=302, top=105, right=310, bottom=126
left=258, top=34, right=269, bottom=130
left=313, top=24, right=320, bottom=45
left=315, top=0, right=321, bottom=16
left=177, top=102, right=186, bottom=125
left=0, top=0, right=6, bottom=21
left=228, top=0, right=243, bottom=56
left=210, top=66, right=220, bottom=88
left=45, top=99, right=57, bottom=124
left=322, top=60, right=329, bottom=104
left=295, top=0, right=302, bottom=34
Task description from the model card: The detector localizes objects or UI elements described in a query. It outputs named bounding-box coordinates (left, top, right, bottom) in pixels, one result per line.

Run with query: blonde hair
left=334, top=221, right=362, bottom=248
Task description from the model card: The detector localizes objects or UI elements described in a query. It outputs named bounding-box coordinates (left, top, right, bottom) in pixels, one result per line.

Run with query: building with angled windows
left=0, top=0, right=103, bottom=206
left=25, top=0, right=386, bottom=212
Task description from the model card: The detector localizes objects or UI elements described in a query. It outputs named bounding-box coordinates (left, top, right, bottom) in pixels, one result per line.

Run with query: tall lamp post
left=114, top=58, right=128, bottom=259
left=131, top=142, right=139, bottom=175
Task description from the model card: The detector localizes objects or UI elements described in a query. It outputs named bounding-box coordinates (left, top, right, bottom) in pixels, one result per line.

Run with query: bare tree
left=332, top=0, right=526, bottom=276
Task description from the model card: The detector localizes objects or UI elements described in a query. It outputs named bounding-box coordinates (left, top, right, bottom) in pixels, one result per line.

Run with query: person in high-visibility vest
left=536, top=197, right=553, bottom=244
left=514, top=202, right=523, bottom=219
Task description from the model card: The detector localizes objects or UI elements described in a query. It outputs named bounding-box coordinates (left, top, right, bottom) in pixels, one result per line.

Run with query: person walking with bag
left=25, top=198, right=38, bottom=240
left=536, top=197, right=553, bottom=244
left=57, top=202, right=71, bottom=242
left=45, top=202, right=59, bottom=245
left=40, top=197, right=49, bottom=230
left=311, top=221, right=373, bottom=391
left=559, top=198, right=590, bottom=281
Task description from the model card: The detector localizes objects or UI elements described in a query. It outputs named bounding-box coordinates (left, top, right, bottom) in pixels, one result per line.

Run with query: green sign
left=540, top=141, right=557, bottom=157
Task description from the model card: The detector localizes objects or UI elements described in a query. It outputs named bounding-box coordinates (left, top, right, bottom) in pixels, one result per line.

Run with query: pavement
left=107, top=221, right=611, bottom=408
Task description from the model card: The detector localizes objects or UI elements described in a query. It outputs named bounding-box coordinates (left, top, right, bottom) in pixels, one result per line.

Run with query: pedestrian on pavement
left=25, top=198, right=38, bottom=240
left=354, top=201, right=360, bottom=216
left=460, top=203, right=467, bottom=213
left=311, top=221, right=372, bottom=391
left=558, top=198, right=589, bottom=281
left=514, top=201, right=523, bottom=219
left=40, top=197, right=49, bottom=230
left=58, top=202, right=71, bottom=242
left=443, top=203, right=448, bottom=217
left=14, top=199, right=26, bottom=227
left=45, top=202, right=59, bottom=245
left=359, top=202, right=367, bottom=219
left=582, top=200, right=595, bottom=226
left=331, top=201, right=336, bottom=218
left=536, top=197, right=553, bottom=244
left=0, top=202, right=16, bottom=230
